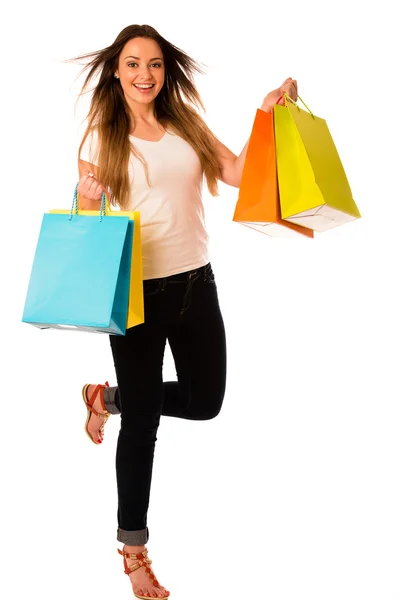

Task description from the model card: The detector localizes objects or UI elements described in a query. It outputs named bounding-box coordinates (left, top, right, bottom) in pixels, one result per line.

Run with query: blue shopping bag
left=22, top=189, right=133, bottom=335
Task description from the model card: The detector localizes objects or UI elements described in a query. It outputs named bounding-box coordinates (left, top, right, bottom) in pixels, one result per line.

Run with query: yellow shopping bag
left=274, top=94, right=361, bottom=232
left=50, top=196, right=144, bottom=329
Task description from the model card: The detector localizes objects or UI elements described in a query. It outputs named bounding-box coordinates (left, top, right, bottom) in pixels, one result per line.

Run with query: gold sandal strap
left=96, top=409, right=110, bottom=419
left=118, top=548, right=149, bottom=560
left=118, top=549, right=137, bottom=560
left=118, top=548, right=160, bottom=584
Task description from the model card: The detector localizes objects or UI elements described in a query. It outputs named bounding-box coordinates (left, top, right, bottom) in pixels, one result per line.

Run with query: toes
left=156, top=586, right=167, bottom=597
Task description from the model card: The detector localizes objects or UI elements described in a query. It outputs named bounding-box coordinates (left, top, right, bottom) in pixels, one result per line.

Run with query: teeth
left=134, top=84, right=154, bottom=89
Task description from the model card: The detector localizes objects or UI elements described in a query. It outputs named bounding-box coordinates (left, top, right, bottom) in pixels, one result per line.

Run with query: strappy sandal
left=118, top=547, right=170, bottom=599
left=81, top=382, right=110, bottom=445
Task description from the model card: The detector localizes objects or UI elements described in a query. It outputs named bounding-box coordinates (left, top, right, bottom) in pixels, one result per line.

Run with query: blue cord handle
left=69, top=183, right=107, bottom=221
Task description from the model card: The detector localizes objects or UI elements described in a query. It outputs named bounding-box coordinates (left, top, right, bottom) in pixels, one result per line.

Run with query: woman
left=75, top=24, right=298, bottom=600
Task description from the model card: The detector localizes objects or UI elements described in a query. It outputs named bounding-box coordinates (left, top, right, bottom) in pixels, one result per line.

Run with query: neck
left=127, top=100, right=157, bottom=123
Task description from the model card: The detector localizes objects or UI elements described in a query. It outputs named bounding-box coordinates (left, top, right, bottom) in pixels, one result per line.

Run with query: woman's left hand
left=260, top=77, right=298, bottom=113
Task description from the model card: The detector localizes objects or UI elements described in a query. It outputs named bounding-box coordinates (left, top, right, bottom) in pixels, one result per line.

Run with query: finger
left=86, top=177, right=102, bottom=196
left=282, top=84, right=297, bottom=101
left=79, top=179, right=100, bottom=199
left=79, top=174, right=98, bottom=193
left=95, top=184, right=105, bottom=198
left=78, top=180, right=92, bottom=197
left=88, top=180, right=105, bottom=200
left=79, top=173, right=92, bottom=187
left=280, top=86, right=291, bottom=99
left=77, top=177, right=91, bottom=196
left=79, top=172, right=105, bottom=199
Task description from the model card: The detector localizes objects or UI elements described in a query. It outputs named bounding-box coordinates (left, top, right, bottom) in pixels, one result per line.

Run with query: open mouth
left=133, top=84, right=155, bottom=90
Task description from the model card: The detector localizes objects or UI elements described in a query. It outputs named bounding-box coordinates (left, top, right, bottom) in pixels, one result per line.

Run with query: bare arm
left=213, top=137, right=249, bottom=189
left=213, top=77, right=298, bottom=189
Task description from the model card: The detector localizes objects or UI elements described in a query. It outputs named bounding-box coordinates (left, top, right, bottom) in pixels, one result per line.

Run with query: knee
left=203, top=405, right=222, bottom=420
left=190, top=393, right=224, bottom=421
left=120, top=412, right=160, bottom=443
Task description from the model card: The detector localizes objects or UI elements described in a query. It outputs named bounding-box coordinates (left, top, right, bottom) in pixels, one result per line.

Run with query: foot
left=122, top=545, right=170, bottom=599
left=83, top=383, right=110, bottom=444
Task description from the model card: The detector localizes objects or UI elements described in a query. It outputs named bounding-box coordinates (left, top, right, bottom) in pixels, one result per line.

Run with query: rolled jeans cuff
left=117, top=527, right=149, bottom=545
left=103, top=386, right=120, bottom=415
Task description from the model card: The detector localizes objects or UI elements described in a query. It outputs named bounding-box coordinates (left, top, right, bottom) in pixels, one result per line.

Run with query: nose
left=136, top=65, right=153, bottom=80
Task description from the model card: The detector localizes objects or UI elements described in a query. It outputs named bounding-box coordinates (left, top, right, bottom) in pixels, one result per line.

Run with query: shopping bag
left=22, top=190, right=133, bottom=334
left=50, top=198, right=144, bottom=330
left=233, top=109, right=313, bottom=238
left=274, top=95, right=361, bottom=231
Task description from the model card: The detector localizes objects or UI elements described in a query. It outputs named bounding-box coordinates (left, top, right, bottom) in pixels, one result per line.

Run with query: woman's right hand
left=77, top=171, right=106, bottom=201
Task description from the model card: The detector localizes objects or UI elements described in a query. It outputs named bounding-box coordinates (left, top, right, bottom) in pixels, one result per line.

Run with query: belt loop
left=180, top=270, right=201, bottom=315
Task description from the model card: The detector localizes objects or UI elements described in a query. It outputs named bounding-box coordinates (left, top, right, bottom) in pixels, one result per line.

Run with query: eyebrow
left=124, top=55, right=163, bottom=61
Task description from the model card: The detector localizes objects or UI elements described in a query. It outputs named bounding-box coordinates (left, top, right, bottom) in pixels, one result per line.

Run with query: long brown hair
left=70, top=24, right=221, bottom=208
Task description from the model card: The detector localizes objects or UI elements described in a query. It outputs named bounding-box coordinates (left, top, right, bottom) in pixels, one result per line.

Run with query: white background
left=1, top=1, right=399, bottom=599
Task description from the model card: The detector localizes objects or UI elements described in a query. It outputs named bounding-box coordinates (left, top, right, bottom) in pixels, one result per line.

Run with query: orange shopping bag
left=233, top=109, right=313, bottom=238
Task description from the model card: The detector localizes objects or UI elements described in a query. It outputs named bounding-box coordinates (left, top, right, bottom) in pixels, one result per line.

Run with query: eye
left=126, top=62, right=163, bottom=68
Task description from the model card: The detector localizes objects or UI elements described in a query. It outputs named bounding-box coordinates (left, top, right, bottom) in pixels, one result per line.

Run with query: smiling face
left=115, top=37, right=165, bottom=110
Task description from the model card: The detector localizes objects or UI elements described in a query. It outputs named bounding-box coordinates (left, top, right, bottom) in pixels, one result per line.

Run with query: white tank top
left=80, top=129, right=210, bottom=279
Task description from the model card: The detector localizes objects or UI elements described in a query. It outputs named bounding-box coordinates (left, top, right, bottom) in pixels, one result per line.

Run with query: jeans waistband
left=146, top=263, right=211, bottom=284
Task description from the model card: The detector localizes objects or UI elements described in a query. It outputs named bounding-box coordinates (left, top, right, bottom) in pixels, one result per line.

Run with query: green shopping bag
left=274, top=94, right=361, bottom=232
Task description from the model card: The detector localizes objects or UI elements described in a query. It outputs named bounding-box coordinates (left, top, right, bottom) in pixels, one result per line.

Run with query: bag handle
left=283, top=92, right=316, bottom=120
left=69, top=183, right=108, bottom=222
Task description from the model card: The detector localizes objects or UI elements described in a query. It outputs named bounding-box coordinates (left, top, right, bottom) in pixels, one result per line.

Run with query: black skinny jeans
left=108, top=262, right=227, bottom=545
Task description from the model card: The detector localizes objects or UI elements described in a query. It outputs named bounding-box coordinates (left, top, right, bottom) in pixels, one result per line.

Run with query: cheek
left=121, top=80, right=132, bottom=95
left=120, top=72, right=133, bottom=88
left=156, top=70, right=165, bottom=84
